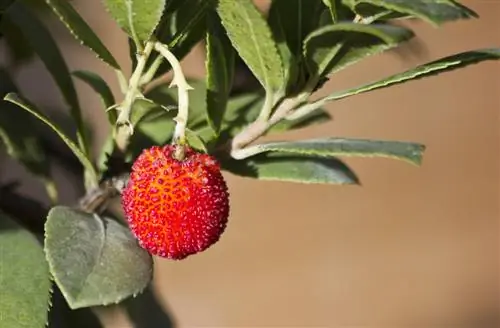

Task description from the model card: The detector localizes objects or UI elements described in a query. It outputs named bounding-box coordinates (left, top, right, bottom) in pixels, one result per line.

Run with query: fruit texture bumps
left=121, top=145, right=230, bottom=260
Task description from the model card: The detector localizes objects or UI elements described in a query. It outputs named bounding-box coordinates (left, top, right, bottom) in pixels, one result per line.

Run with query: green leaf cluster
left=0, top=0, right=498, bottom=324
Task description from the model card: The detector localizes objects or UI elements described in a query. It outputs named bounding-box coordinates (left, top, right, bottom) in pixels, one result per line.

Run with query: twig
left=115, top=41, right=155, bottom=152
left=154, top=42, right=193, bottom=146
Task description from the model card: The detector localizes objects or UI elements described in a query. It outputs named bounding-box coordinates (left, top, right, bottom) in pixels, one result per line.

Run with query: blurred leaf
left=7, top=1, right=89, bottom=156
left=48, top=285, right=103, bottom=328
left=0, top=212, right=51, bottom=328
left=102, top=0, right=165, bottom=44
left=237, top=138, right=425, bottom=165
left=0, top=70, right=57, bottom=201
left=44, top=206, right=153, bottom=309
left=205, top=11, right=235, bottom=137
left=342, top=0, right=478, bottom=26
left=304, top=23, right=414, bottom=79
left=122, top=286, right=175, bottom=328
left=222, top=153, right=359, bottom=184
left=72, top=70, right=116, bottom=123
left=0, top=14, right=35, bottom=65
left=151, top=0, right=211, bottom=78
left=130, top=97, right=176, bottom=125
left=4, top=93, right=98, bottom=184
left=321, top=48, right=500, bottom=103
left=45, top=0, right=120, bottom=68
left=217, top=0, right=284, bottom=92
left=322, top=0, right=340, bottom=22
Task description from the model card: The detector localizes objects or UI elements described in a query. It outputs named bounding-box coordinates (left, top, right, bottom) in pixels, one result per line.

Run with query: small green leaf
left=44, top=206, right=153, bottom=309
left=0, top=212, right=51, bottom=328
left=0, top=70, right=56, bottom=201
left=150, top=0, right=210, bottom=78
left=343, top=0, right=478, bottom=26
left=45, top=0, right=120, bottom=69
left=304, top=23, right=414, bottom=79
left=130, top=97, right=175, bottom=125
left=185, top=128, right=207, bottom=152
left=72, top=70, right=116, bottom=123
left=239, top=138, right=425, bottom=165
left=4, top=93, right=98, bottom=184
left=222, top=153, right=359, bottom=185
left=102, top=0, right=166, bottom=44
left=322, top=48, right=500, bottom=103
left=6, top=1, right=89, bottom=156
left=205, top=12, right=235, bottom=136
left=217, top=0, right=284, bottom=92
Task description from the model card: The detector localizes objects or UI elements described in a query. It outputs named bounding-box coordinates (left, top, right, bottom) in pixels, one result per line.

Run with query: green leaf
left=6, top=1, right=89, bottom=156
left=0, top=212, right=51, bottom=328
left=44, top=206, right=153, bottom=309
left=238, top=138, right=425, bottom=165
left=321, top=48, right=500, bottom=103
left=72, top=70, right=116, bottom=123
left=45, top=0, right=120, bottom=69
left=343, top=0, right=478, bottom=26
left=102, top=0, right=165, bottom=44
left=0, top=14, right=35, bottom=65
left=217, top=0, right=284, bottom=92
left=151, top=0, right=211, bottom=78
left=322, top=0, right=340, bottom=22
left=205, top=12, right=235, bottom=137
left=185, top=128, right=207, bottom=152
left=304, top=23, right=414, bottom=79
left=222, top=153, right=359, bottom=185
left=267, top=0, right=324, bottom=93
left=0, top=70, right=57, bottom=201
left=4, top=93, right=98, bottom=184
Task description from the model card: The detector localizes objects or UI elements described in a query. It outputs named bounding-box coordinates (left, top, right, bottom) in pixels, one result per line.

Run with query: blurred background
left=0, top=0, right=498, bottom=327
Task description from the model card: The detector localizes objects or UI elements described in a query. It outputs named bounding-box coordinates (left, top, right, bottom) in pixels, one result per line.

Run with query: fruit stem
left=154, top=42, right=193, bottom=146
left=115, top=41, right=155, bottom=152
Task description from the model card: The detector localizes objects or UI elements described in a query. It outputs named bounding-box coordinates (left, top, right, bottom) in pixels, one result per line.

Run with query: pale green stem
left=286, top=98, right=326, bottom=121
left=257, top=90, right=275, bottom=122
left=140, top=55, right=164, bottom=86
left=154, top=42, right=193, bottom=144
left=115, top=41, right=155, bottom=152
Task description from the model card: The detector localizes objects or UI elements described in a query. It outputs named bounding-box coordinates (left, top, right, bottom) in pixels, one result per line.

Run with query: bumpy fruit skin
left=121, top=145, right=230, bottom=260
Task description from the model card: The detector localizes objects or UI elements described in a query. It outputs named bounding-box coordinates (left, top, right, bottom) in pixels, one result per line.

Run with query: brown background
left=1, top=0, right=498, bottom=327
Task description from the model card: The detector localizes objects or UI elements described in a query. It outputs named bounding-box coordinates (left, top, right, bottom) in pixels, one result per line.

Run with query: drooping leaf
left=4, top=93, right=98, bottom=184
left=102, top=0, right=166, bottom=44
left=205, top=11, right=235, bottom=136
left=342, top=0, right=478, bottom=26
left=0, top=212, right=51, bottom=328
left=217, top=0, right=284, bottom=92
left=44, top=206, right=153, bottom=309
left=72, top=70, right=116, bottom=123
left=320, top=48, right=500, bottom=103
left=303, top=23, right=414, bottom=79
left=235, top=138, right=425, bottom=165
left=6, top=1, right=89, bottom=156
left=146, top=0, right=210, bottom=78
left=222, top=153, right=359, bottom=185
left=45, top=0, right=120, bottom=68
left=0, top=70, right=57, bottom=201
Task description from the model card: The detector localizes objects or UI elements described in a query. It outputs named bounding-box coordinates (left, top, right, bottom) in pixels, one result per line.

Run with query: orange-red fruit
left=121, top=145, right=230, bottom=260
